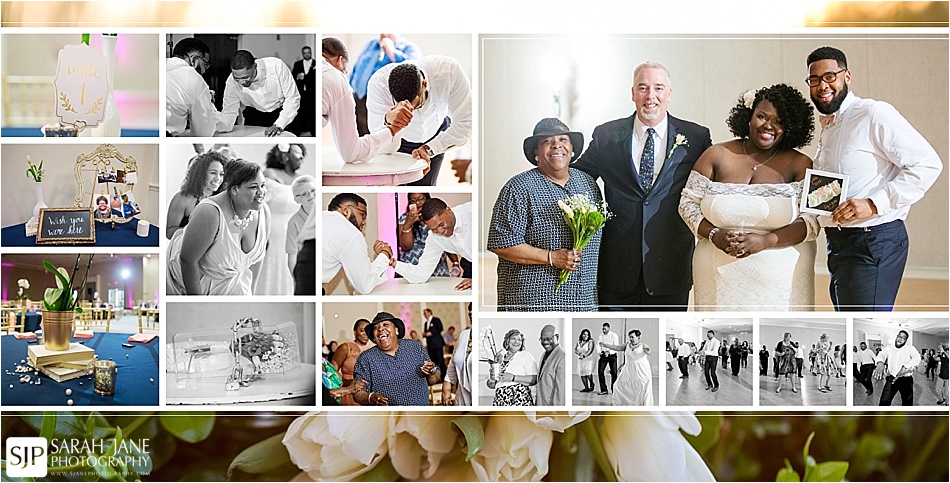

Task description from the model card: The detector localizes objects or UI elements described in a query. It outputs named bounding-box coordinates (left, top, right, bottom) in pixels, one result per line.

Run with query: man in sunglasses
left=806, top=46, right=942, bottom=311
left=366, top=55, right=472, bottom=186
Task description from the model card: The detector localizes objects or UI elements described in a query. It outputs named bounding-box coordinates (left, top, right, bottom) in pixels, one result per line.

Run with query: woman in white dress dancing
left=679, top=84, right=817, bottom=311
left=600, top=329, right=653, bottom=406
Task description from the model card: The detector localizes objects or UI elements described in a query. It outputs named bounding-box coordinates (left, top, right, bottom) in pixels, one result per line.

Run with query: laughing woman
left=167, top=159, right=271, bottom=295
left=679, top=84, right=817, bottom=311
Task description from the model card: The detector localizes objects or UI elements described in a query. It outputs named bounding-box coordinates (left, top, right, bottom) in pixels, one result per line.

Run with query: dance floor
left=759, top=370, right=847, bottom=406
left=666, top=360, right=753, bottom=406
left=571, top=374, right=660, bottom=406
left=853, top=369, right=947, bottom=407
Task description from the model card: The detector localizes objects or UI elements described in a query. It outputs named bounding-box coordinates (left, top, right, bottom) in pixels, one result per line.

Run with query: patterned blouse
left=488, top=168, right=603, bottom=311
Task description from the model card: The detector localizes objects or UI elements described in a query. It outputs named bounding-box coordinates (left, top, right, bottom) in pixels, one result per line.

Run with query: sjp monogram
left=6, top=437, right=48, bottom=477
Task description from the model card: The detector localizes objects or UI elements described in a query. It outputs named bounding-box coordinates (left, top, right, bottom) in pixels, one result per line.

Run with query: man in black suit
left=422, top=307, right=445, bottom=374
left=290, top=45, right=316, bottom=136
left=575, top=61, right=712, bottom=311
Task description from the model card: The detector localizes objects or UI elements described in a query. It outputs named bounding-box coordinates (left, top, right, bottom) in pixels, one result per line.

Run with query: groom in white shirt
left=806, top=46, right=942, bottom=311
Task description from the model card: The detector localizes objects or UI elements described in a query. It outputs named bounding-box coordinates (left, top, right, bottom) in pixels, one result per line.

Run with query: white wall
left=479, top=35, right=949, bottom=277
left=1, top=143, right=159, bottom=227
left=854, top=319, right=949, bottom=354
left=760, top=321, right=847, bottom=355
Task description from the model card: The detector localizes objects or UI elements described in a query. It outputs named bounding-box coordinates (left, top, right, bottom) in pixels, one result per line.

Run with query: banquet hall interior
left=666, top=317, right=753, bottom=406
left=759, top=317, right=847, bottom=407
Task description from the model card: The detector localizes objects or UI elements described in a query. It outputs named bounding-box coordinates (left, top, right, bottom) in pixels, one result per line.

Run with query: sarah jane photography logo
left=6, top=437, right=47, bottom=477
left=5, top=436, right=151, bottom=478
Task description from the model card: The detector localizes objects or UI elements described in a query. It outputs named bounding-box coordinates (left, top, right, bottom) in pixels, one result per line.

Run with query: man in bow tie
left=806, top=46, right=942, bottom=311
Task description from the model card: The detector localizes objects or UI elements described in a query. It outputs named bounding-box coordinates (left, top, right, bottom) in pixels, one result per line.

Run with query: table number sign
left=53, top=43, right=111, bottom=130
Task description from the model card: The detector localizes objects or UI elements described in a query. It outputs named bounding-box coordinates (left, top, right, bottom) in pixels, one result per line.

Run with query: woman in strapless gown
left=679, top=84, right=818, bottom=311
left=600, top=329, right=653, bottom=406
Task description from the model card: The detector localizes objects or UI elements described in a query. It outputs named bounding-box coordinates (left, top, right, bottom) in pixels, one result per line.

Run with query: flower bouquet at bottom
left=555, top=194, right=612, bottom=293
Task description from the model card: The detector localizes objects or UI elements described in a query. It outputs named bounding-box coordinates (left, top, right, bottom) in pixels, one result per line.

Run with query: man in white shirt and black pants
left=806, top=46, right=942, bottom=311
left=367, top=55, right=472, bottom=186
left=703, top=330, right=720, bottom=392
left=675, top=338, right=690, bottom=379
left=597, top=323, right=619, bottom=395
left=873, top=330, right=920, bottom=405
left=856, top=341, right=877, bottom=396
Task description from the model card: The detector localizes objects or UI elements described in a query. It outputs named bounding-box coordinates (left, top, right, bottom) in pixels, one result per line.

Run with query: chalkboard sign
left=36, top=208, right=96, bottom=244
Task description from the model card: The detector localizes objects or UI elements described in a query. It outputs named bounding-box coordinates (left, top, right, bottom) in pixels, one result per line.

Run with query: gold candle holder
left=94, top=360, right=117, bottom=396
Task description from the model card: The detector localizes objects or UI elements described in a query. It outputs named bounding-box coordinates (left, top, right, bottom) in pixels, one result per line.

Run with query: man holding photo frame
left=806, top=46, right=943, bottom=311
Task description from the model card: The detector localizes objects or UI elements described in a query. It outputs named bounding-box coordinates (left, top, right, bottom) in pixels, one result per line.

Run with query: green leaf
left=44, top=287, right=65, bottom=310
left=23, top=412, right=91, bottom=439
left=43, top=261, right=69, bottom=289
left=683, top=412, right=722, bottom=453
left=802, top=431, right=815, bottom=466
left=804, top=461, right=848, bottom=482
left=227, top=433, right=293, bottom=480
left=39, top=412, right=57, bottom=441
left=777, top=468, right=801, bottom=482
left=450, top=415, right=484, bottom=461
left=159, top=413, right=215, bottom=443
left=355, top=455, right=399, bottom=482
left=559, top=426, right=577, bottom=454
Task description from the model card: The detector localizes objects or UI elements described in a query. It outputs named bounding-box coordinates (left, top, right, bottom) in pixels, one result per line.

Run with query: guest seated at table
left=352, top=311, right=440, bottom=406
left=167, top=159, right=270, bottom=295
left=385, top=198, right=472, bottom=290
left=166, top=151, right=226, bottom=239
left=322, top=37, right=412, bottom=163
left=322, top=193, right=391, bottom=295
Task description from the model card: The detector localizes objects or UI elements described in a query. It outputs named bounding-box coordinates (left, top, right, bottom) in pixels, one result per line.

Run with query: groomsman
left=806, top=46, right=942, bottom=311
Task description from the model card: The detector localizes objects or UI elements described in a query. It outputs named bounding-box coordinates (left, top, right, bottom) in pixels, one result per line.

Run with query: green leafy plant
left=776, top=432, right=849, bottom=482
left=43, top=254, right=94, bottom=312
left=26, top=155, right=44, bottom=182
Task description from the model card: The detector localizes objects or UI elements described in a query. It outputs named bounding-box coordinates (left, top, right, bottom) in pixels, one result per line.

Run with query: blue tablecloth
left=1, top=127, right=159, bottom=137
left=1, top=218, right=159, bottom=247
left=16, top=312, right=42, bottom=332
left=1, top=332, right=159, bottom=406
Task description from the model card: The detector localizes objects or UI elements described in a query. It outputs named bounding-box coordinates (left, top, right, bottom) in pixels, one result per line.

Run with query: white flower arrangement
left=741, top=89, right=756, bottom=109
left=667, top=133, right=689, bottom=159
left=555, top=194, right=612, bottom=292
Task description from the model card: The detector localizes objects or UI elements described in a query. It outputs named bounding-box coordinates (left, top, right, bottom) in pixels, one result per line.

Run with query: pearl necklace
left=742, top=139, right=778, bottom=171
left=229, top=195, right=253, bottom=230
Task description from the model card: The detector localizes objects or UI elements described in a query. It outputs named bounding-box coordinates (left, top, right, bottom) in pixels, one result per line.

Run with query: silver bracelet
left=708, top=227, right=720, bottom=242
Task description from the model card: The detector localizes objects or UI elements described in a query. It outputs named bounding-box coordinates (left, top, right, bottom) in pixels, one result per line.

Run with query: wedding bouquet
left=556, top=194, right=612, bottom=292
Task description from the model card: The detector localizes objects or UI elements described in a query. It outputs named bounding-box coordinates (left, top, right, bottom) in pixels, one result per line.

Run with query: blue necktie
left=639, top=127, right=655, bottom=194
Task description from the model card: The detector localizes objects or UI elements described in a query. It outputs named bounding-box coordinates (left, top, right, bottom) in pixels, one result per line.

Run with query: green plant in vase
left=41, top=254, right=94, bottom=350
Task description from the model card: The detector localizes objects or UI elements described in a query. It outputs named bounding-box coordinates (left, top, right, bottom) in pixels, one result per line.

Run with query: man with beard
left=872, top=330, right=920, bottom=405
left=166, top=37, right=218, bottom=136
left=353, top=312, right=440, bottom=406
left=537, top=324, right=565, bottom=406
left=321, top=193, right=391, bottom=294
left=806, top=46, right=942, bottom=311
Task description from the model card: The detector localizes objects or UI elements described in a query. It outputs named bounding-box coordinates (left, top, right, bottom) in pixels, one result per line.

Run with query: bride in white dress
left=679, top=84, right=819, bottom=311
left=600, top=329, right=653, bottom=406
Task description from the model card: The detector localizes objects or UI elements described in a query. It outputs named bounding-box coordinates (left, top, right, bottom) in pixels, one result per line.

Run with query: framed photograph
left=92, top=193, right=114, bottom=222
left=96, top=166, right=118, bottom=183
left=116, top=190, right=141, bottom=219
left=800, top=169, right=849, bottom=216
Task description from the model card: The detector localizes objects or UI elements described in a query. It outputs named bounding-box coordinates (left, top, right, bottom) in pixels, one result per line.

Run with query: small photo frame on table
left=800, top=169, right=849, bottom=216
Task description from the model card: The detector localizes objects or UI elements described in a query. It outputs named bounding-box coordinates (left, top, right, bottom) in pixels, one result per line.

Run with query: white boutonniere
left=667, top=134, right=688, bottom=159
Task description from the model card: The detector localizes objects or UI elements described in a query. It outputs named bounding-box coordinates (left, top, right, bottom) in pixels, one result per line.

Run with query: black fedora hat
left=523, top=118, right=584, bottom=165
left=365, top=311, right=406, bottom=342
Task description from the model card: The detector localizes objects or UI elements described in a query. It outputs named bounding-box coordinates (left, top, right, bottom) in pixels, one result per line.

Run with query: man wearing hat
left=574, top=61, right=712, bottom=311
left=488, top=117, right=603, bottom=311
left=352, top=311, right=441, bottom=406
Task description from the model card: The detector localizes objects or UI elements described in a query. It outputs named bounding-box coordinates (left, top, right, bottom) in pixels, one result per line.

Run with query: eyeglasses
left=539, top=336, right=557, bottom=343
left=805, top=68, right=847, bottom=87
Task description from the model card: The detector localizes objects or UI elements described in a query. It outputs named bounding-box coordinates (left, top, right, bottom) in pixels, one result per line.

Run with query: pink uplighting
left=376, top=193, right=398, bottom=279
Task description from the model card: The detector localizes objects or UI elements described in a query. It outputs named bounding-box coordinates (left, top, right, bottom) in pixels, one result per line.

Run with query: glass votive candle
left=94, top=360, right=117, bottom=396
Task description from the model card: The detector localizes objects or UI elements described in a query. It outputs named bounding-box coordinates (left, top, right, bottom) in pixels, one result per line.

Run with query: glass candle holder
left=94, top=360, right=117, bottom=396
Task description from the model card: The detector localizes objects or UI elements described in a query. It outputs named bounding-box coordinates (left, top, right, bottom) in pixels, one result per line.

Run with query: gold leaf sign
left=53, top=44, right=111, bottom=128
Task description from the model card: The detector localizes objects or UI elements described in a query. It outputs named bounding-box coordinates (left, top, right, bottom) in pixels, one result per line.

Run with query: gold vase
left=43, top=310, right=74, bottom=351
